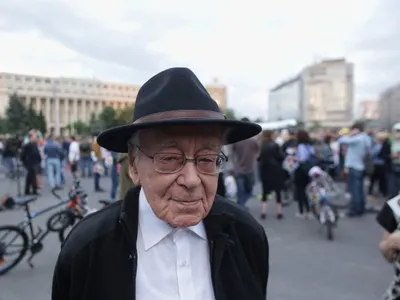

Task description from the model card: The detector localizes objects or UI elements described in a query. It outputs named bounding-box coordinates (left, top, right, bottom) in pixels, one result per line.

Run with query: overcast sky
left=0, top=0, right=398, bottom=119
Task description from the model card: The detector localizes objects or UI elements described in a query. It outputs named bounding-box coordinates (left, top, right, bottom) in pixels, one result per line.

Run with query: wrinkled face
left=129, top=125, right=224, bottom=227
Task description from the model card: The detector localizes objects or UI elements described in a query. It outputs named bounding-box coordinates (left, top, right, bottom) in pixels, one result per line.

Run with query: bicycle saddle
left=13, top=196, right=37, bottom=206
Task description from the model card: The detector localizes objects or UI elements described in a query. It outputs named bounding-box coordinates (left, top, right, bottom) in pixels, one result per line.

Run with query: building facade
left=302, top=59, right=354, bottom=128
left=0, top=72, right=227, bottom=135
left=379, top=84, right=400, bottom=129
left=268, top=76, right=303, bottom=121
left=358, top=100, right=379, bottom=120
left=268, top=58, right=354, bottom=128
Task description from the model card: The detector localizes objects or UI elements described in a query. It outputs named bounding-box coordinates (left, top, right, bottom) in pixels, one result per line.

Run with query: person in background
left=79, top=137, right=93, bottom=177
left=368, top=131, right=390, bottom=199
left=258, top=130, right=285, bottom=220
left=110, top=151, right=119, bottom=201
left=20, top=131, right=41, bottom=195
left=294, top=130, right=315, bottom=219
left=231, top=117, right=260, bottom=208
left=338, top=122, right=372, bottom=217
left=389, top=123, right=400, bottom=198
left=68, top=136, right=80, bottom=179
left=44, top=135, right=62, bottom=190
left=91, top=135, right=105, bottom=192
left=118, top=153, right=135, bottom=200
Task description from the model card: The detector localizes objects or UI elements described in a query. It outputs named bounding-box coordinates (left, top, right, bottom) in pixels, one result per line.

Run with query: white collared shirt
left=136, top=189, right=215, bottom=300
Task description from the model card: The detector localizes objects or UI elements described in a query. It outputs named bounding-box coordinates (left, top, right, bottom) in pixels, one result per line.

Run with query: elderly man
left=52, top=67, right=269, bottom=300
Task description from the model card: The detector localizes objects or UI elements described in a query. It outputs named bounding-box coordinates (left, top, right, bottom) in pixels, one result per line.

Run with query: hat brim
left=97, top=119, right=262, bottom=153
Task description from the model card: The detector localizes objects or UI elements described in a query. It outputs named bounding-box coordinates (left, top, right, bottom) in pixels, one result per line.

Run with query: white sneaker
left=307, top=212, right=314, bottom=220
left=295, top=212, right=305, bottom=219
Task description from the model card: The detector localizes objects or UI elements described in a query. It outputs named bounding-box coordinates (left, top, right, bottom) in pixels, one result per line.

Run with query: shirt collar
left=138, top=189, right=207, bottom=251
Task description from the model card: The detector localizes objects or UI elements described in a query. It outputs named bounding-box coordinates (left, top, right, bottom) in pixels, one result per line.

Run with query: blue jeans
left=3, top=157, right=15, bottom=174
left=110, top=167, right=119, bottom=200
left=94, top=173, right=101, bottom=191
left=348, top=168, right=365, bottom=215
left=80, top=157, right=93, bottom=177
left=235, top=173, right=255, bottom=207
left=46, top=158, right=61, bottom=189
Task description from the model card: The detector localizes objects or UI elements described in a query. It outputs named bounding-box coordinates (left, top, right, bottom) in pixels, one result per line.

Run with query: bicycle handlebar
left=51, top=188, right=62, bottom=200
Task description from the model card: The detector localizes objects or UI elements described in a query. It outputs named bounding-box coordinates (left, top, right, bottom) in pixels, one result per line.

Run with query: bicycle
left=0, top=179, right=90, bottom=276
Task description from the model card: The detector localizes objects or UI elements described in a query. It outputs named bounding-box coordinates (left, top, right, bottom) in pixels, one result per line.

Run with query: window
left=45, top=79, right=51, bottom=84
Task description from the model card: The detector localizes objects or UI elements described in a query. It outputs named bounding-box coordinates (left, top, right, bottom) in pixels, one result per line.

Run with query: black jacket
left=52, top=187, right=269, bottom=300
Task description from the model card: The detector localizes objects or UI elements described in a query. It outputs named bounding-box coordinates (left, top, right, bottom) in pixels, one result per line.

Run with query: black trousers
left=294, top=168, right=310, bottom=214
left=25, top=166, right=38, bottom=195
left=368, top=164, right=387, bottom=197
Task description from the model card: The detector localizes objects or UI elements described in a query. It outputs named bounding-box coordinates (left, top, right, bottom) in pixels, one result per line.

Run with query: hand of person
left=381, top=231, right=400, bottom=262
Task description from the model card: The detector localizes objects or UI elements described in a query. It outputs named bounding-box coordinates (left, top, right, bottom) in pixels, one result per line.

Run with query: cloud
left=0, top=0, right=397, bottom=120
left=349, top=0, right=400, bottom=99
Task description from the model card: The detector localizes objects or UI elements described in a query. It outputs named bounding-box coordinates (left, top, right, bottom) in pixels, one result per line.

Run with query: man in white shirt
left=52, top=67, right=269, bottom=300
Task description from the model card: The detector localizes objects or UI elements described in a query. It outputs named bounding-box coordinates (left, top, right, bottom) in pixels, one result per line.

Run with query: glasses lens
left=196, top=155, right=226, bottom=174
left=154, top=153, right=185, bottom=173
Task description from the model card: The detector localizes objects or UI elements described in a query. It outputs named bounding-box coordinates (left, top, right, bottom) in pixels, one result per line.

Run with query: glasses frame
left=135, top=145, right=228, bottom=175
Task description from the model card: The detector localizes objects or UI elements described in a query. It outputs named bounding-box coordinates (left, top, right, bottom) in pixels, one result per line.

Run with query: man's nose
left=177, top=160, right=201, bottom=188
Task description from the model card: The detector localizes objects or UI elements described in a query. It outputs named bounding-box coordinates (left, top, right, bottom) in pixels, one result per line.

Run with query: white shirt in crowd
left=136, top=189, right=215, bottom=300
left=224, top=174, right=237, bottom=199
left=68, top=141, right=80, bottom=163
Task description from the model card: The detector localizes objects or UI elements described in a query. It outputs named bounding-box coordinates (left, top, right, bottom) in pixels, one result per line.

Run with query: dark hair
left=324, top=135, right=332, bottom=144
left=351, top=122, right=364, bottom=132
left=262, top=130, right=274, bottom=142
left=70, top=136, right=76, bottom=141
left=241, top=117, right=250, bottom=122
left=296, top=130, right=311, bottom=145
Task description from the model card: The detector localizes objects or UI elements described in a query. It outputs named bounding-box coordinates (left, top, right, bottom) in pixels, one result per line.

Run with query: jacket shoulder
left=59, top=201, right=122, bottom=260
left=213, top=195, right=265, bottom=237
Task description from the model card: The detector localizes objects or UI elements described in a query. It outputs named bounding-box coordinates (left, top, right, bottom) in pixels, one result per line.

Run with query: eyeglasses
left=135, top=145, right=228, bottom=175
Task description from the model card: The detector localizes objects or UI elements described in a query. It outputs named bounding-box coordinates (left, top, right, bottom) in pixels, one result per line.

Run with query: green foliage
left=116, top=106, right=134, bottom=125
left=4, top=93, right=48, bottom=135
left=5, top=93, right=30, bottom=135
left=72, top=120, right=90, bottom=135
left=98, top=106, right=118, bottom=129
left=223, top=108, right=236, bottom=120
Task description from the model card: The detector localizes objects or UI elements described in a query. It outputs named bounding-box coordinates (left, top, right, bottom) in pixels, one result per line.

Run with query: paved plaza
left=0, top=174, right=393, bottom=300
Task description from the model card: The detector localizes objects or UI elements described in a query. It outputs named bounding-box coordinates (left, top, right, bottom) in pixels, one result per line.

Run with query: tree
left=5, top=93, right=29, bottom=134
left=116, top=106, right=134, bottom=125
left=88, top=112, right=102, bottom=134
left=99, top=106, right=118, bottom=129
left=223, top=108, right=236, bottom=120
left=0, top=117, right=7, bottom=134
left=36, top=111, right=47, bottom=134
left=72, top=120, right=89, bottom=135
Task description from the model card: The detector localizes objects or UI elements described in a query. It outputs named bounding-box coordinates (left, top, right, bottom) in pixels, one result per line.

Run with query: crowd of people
left=217, top=121, right=400, bottom=222
left=0, top=130, right=134, bottom=201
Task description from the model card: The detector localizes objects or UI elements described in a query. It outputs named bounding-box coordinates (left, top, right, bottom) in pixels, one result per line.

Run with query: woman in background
left=258, top=130, right=285, bottom=220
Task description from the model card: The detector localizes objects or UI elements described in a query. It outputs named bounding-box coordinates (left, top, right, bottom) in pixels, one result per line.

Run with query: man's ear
left=128, top=155, right=141, bottom=186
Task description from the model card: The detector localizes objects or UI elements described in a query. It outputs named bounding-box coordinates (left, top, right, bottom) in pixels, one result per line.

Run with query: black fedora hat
left=97, top=67, right=261, bottom=152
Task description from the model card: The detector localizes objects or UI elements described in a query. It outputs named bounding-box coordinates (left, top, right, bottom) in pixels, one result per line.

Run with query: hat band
left=133, top=110, right=225, bottom=124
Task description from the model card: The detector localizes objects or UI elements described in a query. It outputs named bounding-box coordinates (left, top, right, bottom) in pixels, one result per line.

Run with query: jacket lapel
left=204, top=199, right=235, bottom=300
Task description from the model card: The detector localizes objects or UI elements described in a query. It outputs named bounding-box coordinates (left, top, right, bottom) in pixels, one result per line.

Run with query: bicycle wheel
left=0, top=225, right=29, bottom=276
left=47, top=210, right=76, bottom=232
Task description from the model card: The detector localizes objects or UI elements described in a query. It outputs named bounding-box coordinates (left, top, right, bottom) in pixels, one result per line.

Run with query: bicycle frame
left=17, top=198, right=71, bottom=240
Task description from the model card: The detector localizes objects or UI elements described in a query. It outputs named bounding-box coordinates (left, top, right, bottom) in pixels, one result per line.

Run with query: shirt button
left=180, top=261, right=187, bottom=268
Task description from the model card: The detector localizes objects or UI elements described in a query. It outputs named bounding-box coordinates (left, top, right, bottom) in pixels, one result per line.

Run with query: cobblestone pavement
left=0, top=174, right=392, bottom=300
